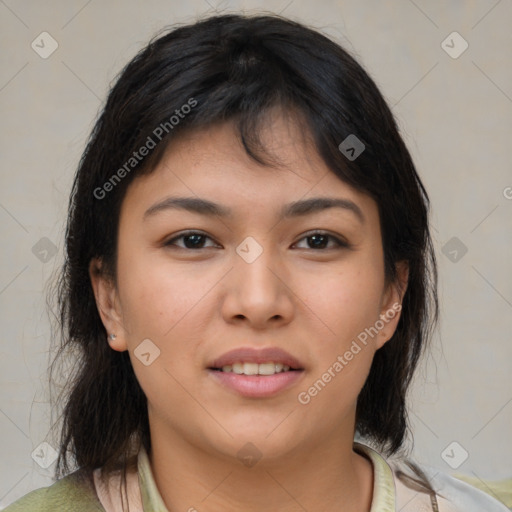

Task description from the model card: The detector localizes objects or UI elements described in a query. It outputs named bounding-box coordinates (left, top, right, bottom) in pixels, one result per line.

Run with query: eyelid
left=164, top=230, right=219, bottom=249
left=293, top=230, right=351, bottom=250
left=164, top=229, right=350, bottom=250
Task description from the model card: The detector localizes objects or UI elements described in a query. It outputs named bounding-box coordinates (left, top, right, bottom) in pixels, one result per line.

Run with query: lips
left=208, top=346, right=304, bottom=370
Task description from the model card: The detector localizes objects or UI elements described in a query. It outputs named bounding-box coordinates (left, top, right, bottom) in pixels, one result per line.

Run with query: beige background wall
left=1, top=0, right=511, bottom=507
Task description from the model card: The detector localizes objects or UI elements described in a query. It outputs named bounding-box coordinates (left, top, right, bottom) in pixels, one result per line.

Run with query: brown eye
left=165, top=231, right=218, bottom=250
left=294, top=231, right=349, bottom=250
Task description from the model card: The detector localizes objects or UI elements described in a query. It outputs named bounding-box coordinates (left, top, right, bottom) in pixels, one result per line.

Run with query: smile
left=211, top=362, right=299, bottom=375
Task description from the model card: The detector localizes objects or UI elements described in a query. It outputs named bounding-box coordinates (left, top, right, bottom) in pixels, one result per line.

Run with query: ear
left=374, top=260, right=409, bottom=349
left=89, top=257, right=128, bottom=352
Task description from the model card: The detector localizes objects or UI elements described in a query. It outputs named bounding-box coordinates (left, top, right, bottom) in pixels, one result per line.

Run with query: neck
left=146, top=416, right=374, bottom=512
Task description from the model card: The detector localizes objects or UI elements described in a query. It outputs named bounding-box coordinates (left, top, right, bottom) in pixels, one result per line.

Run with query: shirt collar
left=137, top=442, right=396, bottom=511
left=354, top=441, right=396, bottom=512
left=138, top=445, right=170, bottom=512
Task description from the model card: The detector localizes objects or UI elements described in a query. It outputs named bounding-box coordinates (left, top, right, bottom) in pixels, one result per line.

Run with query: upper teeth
left=221, top=362, right=292, bottom=375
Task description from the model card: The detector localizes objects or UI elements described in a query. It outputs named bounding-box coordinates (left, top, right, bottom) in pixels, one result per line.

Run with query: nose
left=221, top=240, right=295, bottom=330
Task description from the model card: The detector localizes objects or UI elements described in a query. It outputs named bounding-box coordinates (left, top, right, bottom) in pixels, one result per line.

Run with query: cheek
left=297, top=268, right=381, bottom=419
left=304, top=261, right=385, bottom=346
left=116, top=253, right=208, bottom=420
left=296, top=257, right=384, bottom=405
left=116, top=245, right=216, bottom=380
left=116, top=246, right=201, bottom=338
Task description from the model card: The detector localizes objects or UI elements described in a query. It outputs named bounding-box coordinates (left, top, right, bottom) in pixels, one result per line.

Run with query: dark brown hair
left=49, top=12, right=438, bottom=487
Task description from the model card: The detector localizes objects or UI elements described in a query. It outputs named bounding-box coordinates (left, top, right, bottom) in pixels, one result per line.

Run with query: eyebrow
left=143, top=196, right=365, bottom=223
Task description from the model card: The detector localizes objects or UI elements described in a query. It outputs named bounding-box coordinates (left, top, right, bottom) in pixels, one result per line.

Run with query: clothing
left=3, top=442, right=509, bottom=511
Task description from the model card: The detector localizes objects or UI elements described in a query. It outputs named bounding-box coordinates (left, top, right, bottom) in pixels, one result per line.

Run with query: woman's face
left=91, top=112, right=406, bottom=463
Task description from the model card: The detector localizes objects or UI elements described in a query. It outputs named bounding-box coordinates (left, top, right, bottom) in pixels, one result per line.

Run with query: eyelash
left=164, top=230, right=350, bottom=251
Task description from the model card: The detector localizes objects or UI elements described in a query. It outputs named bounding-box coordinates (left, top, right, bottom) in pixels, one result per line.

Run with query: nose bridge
left=234, top=234, right=279, bottom=295
left=224, top=234, right=293, bottom=325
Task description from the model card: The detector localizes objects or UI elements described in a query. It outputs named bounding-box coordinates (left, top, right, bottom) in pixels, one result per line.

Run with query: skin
left=90, top=109, right=408, bottom=512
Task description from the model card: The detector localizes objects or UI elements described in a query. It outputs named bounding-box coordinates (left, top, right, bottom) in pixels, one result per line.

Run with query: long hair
left=49, top=12, right=438, bottom=492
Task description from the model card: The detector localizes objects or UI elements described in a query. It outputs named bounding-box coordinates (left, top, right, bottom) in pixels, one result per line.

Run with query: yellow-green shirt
left=3, top=442, right=509, bottom=511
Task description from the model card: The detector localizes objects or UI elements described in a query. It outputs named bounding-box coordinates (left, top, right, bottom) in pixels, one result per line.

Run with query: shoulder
left=388, top=457, right=510, bottom=512
left=354, top=442, right=509, bottom=512
left=3, top=470, right=105, bottom=512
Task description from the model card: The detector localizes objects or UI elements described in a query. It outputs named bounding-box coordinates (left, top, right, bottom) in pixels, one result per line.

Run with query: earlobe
left=88, top=258, right=128, bottom=352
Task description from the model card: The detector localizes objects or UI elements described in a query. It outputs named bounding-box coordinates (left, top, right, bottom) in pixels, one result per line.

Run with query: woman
left=5, top=13, right=507, bottom=512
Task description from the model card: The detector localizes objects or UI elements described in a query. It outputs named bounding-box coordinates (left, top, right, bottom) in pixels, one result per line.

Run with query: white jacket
left=355, top=442, right=510, bottom=511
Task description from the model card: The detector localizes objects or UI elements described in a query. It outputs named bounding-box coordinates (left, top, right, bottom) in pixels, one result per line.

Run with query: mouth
left=208, top=362, right=302, bottom=375
left=207, top=346, right=305, bottom=397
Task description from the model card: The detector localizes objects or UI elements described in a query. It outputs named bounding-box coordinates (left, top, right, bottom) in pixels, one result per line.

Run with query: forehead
left=120, top=113, right=379, bottom=227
